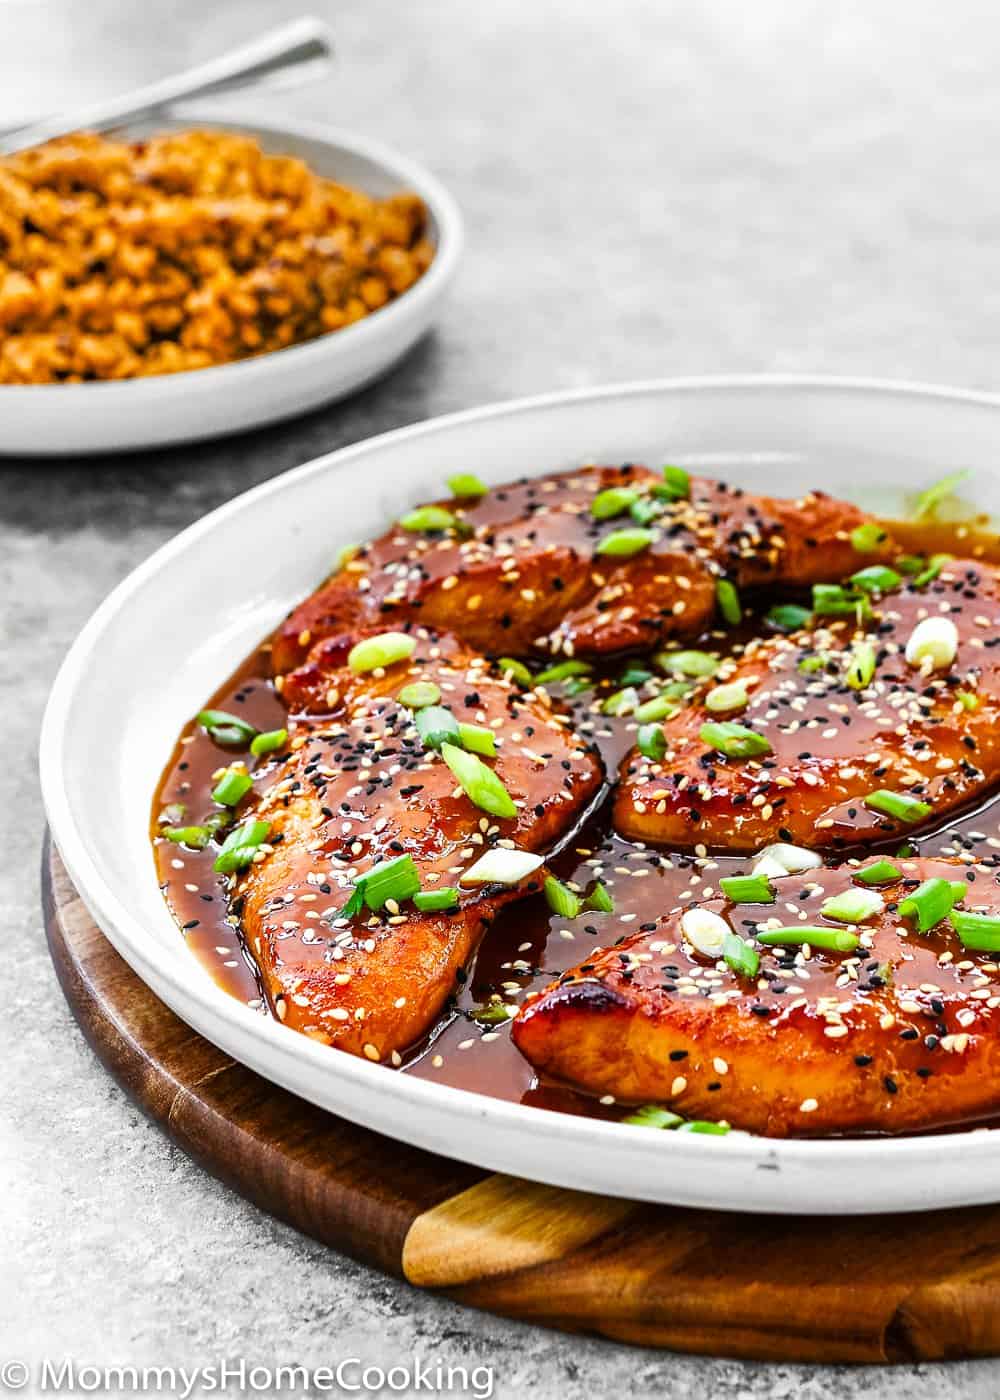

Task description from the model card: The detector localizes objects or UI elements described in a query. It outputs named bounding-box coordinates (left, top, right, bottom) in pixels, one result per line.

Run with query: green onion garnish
left=756, top=926, right=861, bottom=952
left=864, top=789, right=932, bottom=823
left=595, top=527, right=654, bottom=557
left=715, top=578, right=742, bottom=625
left=447, top=473, right=488, bottom=499
left=358, top=854, right=421, bottom=912
left=332, top=542, right=360, bottom=573
left=629, top=497, right=663, bottom=526
left=699, top=721, right=772, bottom=759
left=413, top=887, right=460, bottom=913
left=562, top=677, right=593, bottom=697
left=660, top=464, right=691, bottom=500
left=250, top=728, right=288, bottom=757
left=850, top=522, right=888, bottom=553
left=621, top=1104, right=685, bottom=1129
left=637, top=723, right=667, bottom=761
left=677, top=1120, right=732, bottom=1135
left=618, top=665, right=653, bottom=687
left=896, top=554, right=924, bottom=574
left=496, top=657, right=533, bottom=686
left=399, top=505, right=457, bottom=533
left=914, top=469, right=971, bottom=521
left=457, top=722, right=497, bottom=757
left=213, top=819, right=270, bottom=874
left=766, top=603, right=812, bottom=632
left=912, top=553, right=949, bottom=587
left=850, top=564, right=901, bottom=595
left=704, top=680, right=749, bottom=714
left=634, top=693, right=679, bottom=724
left=898, top=878, right=965, bottom=932
left=896, top=841, right=917, bottom=858
left=658, top=649, right=719, bottom=678
left=534, top=660, right=592, bottom=684
left=811, top=583, right=872, bottom=620
left=397, top=681, right=442, bottom=710
left=956, top=689, right=979, bottom=711
left=415, top=705, right=460, bottom=751
left=211, top=766, right=253, bottom=807
left=196, top=709, right=258, bottom=746
left=798, top=654, right=827, bottom=674
left=723, top=930, right=761, bottom=978
left=949, top=909, right=1000, bottom=951
left=591, top=486, right=639, bottom=519
left=348, top=631, right=417, bottom=674
left=854, top=859, right=902, bottom=886
left=471, top=1001, right=514, bottom=1025
left=441, top=742, right=517, bottom=819
left=162, top=825, right=211, bottom=849
left=583, top=881, right=614, bottom=913
left=720, top=873, right=775, bottom=904
left=602, top=686, right=640, bottom=716
left=819, top=889, right=885, bottom=924
left=544, top=876, right=582, bottom=919
left=845, top=640, right=877, bottom=691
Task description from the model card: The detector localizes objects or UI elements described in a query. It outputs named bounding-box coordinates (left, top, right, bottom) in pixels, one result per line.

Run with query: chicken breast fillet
left=616, top=559, right=1000, bottom=852
left=233, top=628, right=603, bottom=1059
left=272, top=466, right=889, bottom=673
left=513, top=857, right=1000, bottom=1135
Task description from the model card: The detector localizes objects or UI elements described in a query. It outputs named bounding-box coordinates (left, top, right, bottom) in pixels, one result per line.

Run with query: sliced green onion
left=705, top=680, right=749, bottom=714
left=213, top=819, right=270, bottom=874
left=819, top=888, right=885, bottom=924
left=332, top=542, right=360, bottom=573
left=634, top=693, right=679, bottom=724
left=471, top=1001, right=514, bottom=1025
left=591, top=486, right=639, bottom=519
left=850, top=564, right=901, bottom=595
left=447, top=473, right=488, bottom=499
left=337, top=884, right=367, bottom=920
left=457, top=722, right=497, bottom=757
left=413, top=887, right=460, bottom=913
left=898, top=878, right=965, bottom=932
left=680, top=908, right=730, bottom=957
left=544, top=876, right=582, bottom=919
left=196, top=709, right=257, bottom=746
left=595, top=527, right=654, bottom=557
left=723, top=930, right=760, bottom=979
left=562, top=676, right=593, bottom=697
left=399, top=505, right=457, bottom=532
left=496, top=657, right=533, bottom=686
left=602, top=686, right=640, bottom=716
left=660, top=464, right=691, bottom=500
left=160, top=801, right=186, bottom=824
left=720, top=873, right=775, bottom=904
left=583, top=881, right=614, bottom=913
left=812, top=583, right=872, bottom=620
left=896, top=841, right=917, bottom=858
left=441, top=742, right=517, bottom=819
left=766, top=603, right=812, bottom=632
left=348, top=631, right=416, bottom=674
left=250, top=728, right=288, bottom=757
left=637, top=723, right=667, bottom=761
left=752, top=843, right=822, bottom=876
left=460, top=847, right=544, bottom=885
left=535, top=659, right=592, bottom=684
left=629, top=497, right=664, bottom=526
left=415, top=705, right=460, bottom=751
left=211, top=766, right=253, bottom=807
left=618, top=665, right=653, bottom=687
left=854, top=859, right=902, bottom=886
left=912, top=553, right=950, bottom=588
left=956, top=689, right=979, bottom=711
left=360, top=854, right=421, bottom=912
left=699, top=721, right=772, bottom=759
left=845, top=640, right=877, bottom=691
left=658, top=649, right=719, bottom=678
left=677, top=1120, right=731, bottom=1135
left=715, top=578, right=742, bottom=625
left=864, top=789, right=932, bottom=824
left=622, top=1105, right=684, bottom=1129
left=850, top=522, right=888, bottom=553
left=397, top=681, right=442, bottom=710
left=798, top=654, right=827, bottom=674
left=914, top=469, right=971, bottom=521
left=162, top=825, right=211, bottom=849
left=896, top=554, right=924, bottom=575
left=949, top=909, right=1000, bottom=951
left=756, top=926, right=861, bottom=952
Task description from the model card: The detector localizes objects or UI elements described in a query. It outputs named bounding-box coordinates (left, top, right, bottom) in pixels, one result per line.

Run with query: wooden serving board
left=43, top=837, right=1000, bottom=1364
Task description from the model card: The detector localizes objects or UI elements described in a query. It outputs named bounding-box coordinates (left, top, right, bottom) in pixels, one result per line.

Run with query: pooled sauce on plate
left=152, top=514, right=1000, bottom=1132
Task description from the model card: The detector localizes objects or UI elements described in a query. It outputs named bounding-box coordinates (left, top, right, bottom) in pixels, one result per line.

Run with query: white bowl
left=0, top=107, right=463, bottom=455
left=39, top=376, right=1000, bottom=1214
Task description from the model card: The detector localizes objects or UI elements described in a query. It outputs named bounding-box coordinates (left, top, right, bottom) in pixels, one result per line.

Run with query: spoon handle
left=0, top=15, right=334, bottom=154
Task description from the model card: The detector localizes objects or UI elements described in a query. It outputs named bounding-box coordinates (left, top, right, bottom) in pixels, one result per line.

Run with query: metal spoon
left=0, top=15, right=334, bottom=155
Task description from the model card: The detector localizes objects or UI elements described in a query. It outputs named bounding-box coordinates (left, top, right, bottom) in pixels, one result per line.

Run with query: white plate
left=40, top=376, right=1000, bottom=1214
left=0, top=107, right=463, bottom=456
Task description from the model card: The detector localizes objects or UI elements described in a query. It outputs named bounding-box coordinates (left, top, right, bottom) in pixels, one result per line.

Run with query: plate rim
left=39, top=373, right=1000, bottom=1208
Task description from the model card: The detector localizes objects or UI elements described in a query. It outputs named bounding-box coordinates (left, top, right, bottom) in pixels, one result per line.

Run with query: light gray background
left=5, top=0, right=1000, bottom=1394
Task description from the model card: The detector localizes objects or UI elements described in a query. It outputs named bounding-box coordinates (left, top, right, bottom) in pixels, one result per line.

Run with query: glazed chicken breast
left=616, top=559, right=1000, bottom=852
left=231, top=628, right=602, bottom=1059
left=272, top=466, right=890, bottom=673
left=513, top=857, right=1000, bottom=1136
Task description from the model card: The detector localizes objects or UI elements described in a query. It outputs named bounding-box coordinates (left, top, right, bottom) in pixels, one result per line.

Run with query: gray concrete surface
left=5, top=0, right=1000, bottom=1394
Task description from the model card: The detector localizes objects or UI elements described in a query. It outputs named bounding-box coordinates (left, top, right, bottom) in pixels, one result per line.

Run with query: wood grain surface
left=43, top=836, right=1000, bottom=1363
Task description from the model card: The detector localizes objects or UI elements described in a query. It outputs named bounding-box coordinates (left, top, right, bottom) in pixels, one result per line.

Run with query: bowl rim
left=0, top=105, right=464, bottom=396
left=39, top=373, right=1000, bottom=1194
